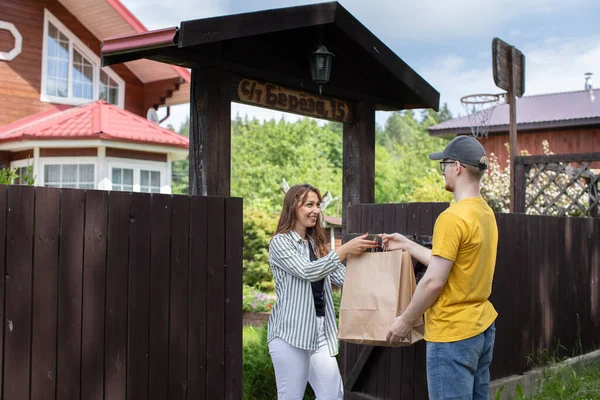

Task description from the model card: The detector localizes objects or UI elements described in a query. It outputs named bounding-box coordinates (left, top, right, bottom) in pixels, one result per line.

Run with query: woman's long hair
left=273, top=184, right=328, bottom=257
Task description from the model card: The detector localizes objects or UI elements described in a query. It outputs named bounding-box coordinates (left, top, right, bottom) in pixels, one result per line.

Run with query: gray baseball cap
left=429, top=135, right=488, bottom=170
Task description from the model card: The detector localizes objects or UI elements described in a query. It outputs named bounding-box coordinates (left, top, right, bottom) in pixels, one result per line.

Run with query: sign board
left=492, top=37, right=525, bottom=97
left=234, top=78, right=352, bottom=123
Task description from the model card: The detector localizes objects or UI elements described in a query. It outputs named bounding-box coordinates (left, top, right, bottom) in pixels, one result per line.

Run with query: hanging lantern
left=309, top=45, right=334, bottom=95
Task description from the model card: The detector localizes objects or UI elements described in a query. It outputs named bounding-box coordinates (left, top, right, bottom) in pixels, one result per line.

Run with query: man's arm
left=387, top=255, right=453, bottom=343
left=404, top=240, right=433, bottom=267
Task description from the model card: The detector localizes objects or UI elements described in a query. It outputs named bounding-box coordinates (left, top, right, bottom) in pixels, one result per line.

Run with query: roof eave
left=101, top=27, right=179, bottom=65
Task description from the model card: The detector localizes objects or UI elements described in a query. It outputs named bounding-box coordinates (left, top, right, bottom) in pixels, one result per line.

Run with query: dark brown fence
left=0, top=185, right=243, bottom=400
left=341, top=203, right=600, bottom=400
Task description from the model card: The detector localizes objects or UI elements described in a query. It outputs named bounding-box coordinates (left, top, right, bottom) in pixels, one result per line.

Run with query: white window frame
left=39, top=157, right=97, bottom=189
left=9, top=159, right=35, bottom=185
left=41, top=9, right=125, bottom=108
left=107, top=159, right=168, bottom=194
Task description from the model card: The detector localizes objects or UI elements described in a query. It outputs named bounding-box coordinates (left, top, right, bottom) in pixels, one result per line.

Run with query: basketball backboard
left=492, top=37, right=525, bottom=97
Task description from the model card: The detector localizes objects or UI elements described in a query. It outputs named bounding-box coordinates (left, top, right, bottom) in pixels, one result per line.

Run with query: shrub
left=243, top=207, right=278, bottom=291
left=243, top=325, right=316, bottom=400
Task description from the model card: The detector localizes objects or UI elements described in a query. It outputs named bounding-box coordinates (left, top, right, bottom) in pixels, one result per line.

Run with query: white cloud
left=120, top=0, right=231, bottom=30
left=419, top=35, right=600, bottom=119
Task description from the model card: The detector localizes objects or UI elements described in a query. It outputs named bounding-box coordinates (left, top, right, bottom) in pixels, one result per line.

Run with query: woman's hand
left=380, top=233, right=411, bottom=251
left=335, top=233, right=378, bottom=261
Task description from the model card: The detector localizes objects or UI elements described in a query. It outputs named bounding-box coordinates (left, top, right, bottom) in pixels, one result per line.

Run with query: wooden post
left=189, top=68, right=232, bottom=196
left=342, top=102, right=375, bottom=237
left=513, top=156, right=526, bottom=214
left=508, top=47, right=519, bottom=213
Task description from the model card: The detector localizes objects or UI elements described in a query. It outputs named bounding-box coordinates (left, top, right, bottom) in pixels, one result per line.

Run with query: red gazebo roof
left=0, top=100, right=189, bottom=149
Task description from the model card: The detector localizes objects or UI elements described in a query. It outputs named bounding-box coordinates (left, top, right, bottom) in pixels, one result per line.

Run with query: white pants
left=268, top=317, right=344, bottom=400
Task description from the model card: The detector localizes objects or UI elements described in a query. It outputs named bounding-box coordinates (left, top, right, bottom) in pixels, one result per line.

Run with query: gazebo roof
left=101, top=2, right=439, bottom=111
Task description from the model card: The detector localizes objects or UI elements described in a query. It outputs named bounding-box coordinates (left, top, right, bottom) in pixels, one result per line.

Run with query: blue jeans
left=426, top=322, right=496, bottom=400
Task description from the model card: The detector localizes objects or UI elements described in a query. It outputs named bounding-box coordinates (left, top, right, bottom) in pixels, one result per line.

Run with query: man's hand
left=380, top=233, right=410, bottom=252
left=386, top=314, right=412, bottom=344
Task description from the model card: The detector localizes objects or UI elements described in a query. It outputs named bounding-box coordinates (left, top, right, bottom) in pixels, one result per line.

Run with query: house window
left=100, top=71, right=119, bottom=105
left=140, top=170, right=161, bottom=193
left=72, top=49, right=94, bottom=100
left=46, top=23, right=69, bottom=98
left=44, top=164, right=95, bottom=189
left=13, top=166, right=32, bottom=185
left=42, top=10, right=124, bottom=107
left=112, top=168, right=134, bottom=191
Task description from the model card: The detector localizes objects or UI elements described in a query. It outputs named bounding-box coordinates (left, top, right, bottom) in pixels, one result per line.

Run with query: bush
left=243, top=207, right=278, bottom=291
left=243, top=325, right=316, bottom=400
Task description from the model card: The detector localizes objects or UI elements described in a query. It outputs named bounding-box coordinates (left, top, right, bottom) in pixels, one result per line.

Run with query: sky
left=119, top=0, right=600, bottom=131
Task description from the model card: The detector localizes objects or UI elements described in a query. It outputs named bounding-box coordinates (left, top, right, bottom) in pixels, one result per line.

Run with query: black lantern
left=309, top=45, right=334, bottom=95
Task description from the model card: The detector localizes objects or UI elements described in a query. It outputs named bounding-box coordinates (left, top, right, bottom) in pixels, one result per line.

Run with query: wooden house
left=428, top=88, right=600, bottom=168
left=0, top=0, right=190, bottom=192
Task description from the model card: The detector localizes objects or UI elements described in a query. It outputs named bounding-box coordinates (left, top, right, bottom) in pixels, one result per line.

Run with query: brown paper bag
left=337, top=250, right=424, bottom=347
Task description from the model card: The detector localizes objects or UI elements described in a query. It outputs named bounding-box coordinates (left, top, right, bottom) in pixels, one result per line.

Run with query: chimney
left=584, top=72, right=593, bottom=90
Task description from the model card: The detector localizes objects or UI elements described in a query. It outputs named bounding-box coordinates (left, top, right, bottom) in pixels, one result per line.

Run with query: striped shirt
left=267, top=230, right=345, bottom=356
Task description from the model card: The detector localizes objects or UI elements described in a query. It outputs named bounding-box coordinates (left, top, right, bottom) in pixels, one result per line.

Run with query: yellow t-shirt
left=425, top=196, right=498, bottom=342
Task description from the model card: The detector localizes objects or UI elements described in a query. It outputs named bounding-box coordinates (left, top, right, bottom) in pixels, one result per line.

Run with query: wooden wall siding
left=106, top=148, right=167, bottom=162
left=0, top=0, right=145, bottom=126
left=480, top=127, right=600, bottom=169
left=0, top=185, right=243, bottom=399
left=40, top=148, right=98, bottom=157
left=341, top=204, right=600, bottom=399
left=10, top=149, right=35, bottom=162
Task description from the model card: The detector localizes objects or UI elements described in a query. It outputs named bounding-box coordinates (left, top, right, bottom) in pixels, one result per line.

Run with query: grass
left=498, top=359, right=600, bottom=400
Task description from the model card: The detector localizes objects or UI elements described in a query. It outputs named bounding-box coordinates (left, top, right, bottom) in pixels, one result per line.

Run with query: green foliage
left=243, top=207, right=278, bottom=291
left=243, top=325, right=316, bottom=400
left=374, top=109, right=453, bottom=203
left=231, top=117, right=343, bottom=214
left=0, top=168, right=18, bottom=185
left=0, top=165, right=35, bottom=185
left=243, top=326, right=277, bottom=400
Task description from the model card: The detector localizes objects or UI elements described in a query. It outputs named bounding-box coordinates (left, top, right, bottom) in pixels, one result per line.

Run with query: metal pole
left=508, top=46, right=518, bottom=213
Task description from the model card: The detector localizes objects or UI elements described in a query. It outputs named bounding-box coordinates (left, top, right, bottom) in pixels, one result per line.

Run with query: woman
left=268, top=184, right=377, bottom=399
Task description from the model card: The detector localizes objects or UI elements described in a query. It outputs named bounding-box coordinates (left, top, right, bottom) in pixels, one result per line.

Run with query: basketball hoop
left=460, top=93, right=503, bottom=138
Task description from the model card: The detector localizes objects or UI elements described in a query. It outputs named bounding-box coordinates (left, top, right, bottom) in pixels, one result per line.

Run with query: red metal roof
left=0, top=100, right=189, bottom=149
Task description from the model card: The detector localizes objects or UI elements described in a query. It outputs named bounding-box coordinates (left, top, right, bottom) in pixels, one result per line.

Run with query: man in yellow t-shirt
left=382, top=135, right=498, bottom=400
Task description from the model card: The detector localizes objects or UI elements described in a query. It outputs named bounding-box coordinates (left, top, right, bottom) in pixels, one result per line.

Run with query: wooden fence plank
left=148, top=194, right=172, bottom=400
left=224, top=197, right=243, bottom=400
left=168, top=195, right=190, bottom=400
left=56, top=189, right=86, bottom=400
left=30, top=187, right=60, bottom=400
left=206, top=197, right=226, bottom=399
left=388, top=203, right=408, bottom=400
left=81, top=190, right=109, bottom=400
left=401, top=203, right=420, bottom=399
left=414, top=203, right=433, bottom=400
left=370, top=204, right=390, bottom=399
left=127, top=193, right=152, bottom=400
left=0, top=186, right=6, bottom=397
left=188, top=196, right=208, bottom=399
left=105, top=191, right=132, bottom=400
left=4, top=185, right=35, bottom=400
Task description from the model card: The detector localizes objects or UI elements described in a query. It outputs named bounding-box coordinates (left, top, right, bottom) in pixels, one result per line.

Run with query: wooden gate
left=341, top=202, right=448, bottom=400
left=0, top=185, right=243, bottom=399
left=341, top=203, right=600, bottom=399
